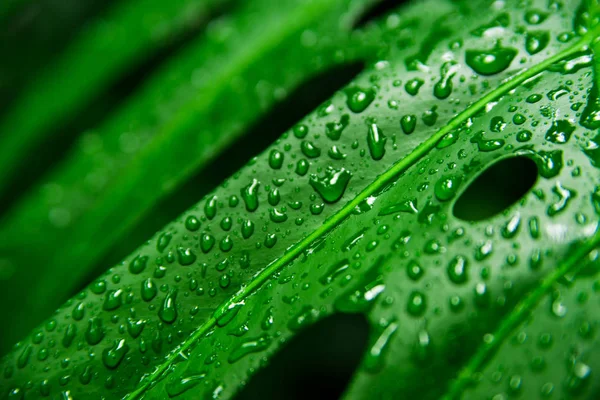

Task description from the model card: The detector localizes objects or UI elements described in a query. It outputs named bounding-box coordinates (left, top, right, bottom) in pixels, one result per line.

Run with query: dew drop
left=241, top=179, right=260, bottom=212
left=102, top=339, right=129, bottom=369
left=465, top=44, right=517, bottom=75
left=309, top=167, right=352, bottom=203
left=345, top=86, right=375, bottom=113
left=159, top=290, right=178, bottom=324
left=268, top=150, right=284, bottom=169
left=129, top=255, right=149, bottom=274
left=367, top=124, right=387, bottom=161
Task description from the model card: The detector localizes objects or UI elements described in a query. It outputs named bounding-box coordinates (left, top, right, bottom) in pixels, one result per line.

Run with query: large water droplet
left=309, top=167, right=352, bottom=203
left=465, top=44, right=517, bottom=75
left=159, top=290, right=178, bottom=324
left=367, top=124, right=387, bottom=160
left=102, top=339, right=129, bottom=369
left=241, top=179, right=260, bottom=212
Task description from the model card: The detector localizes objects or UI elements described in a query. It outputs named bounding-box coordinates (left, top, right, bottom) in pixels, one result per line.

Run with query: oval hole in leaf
left=86, top=62, right=366, bottom=291
left=233, top=313, right=369, bottom=400
left=352, top=0, right=410, bottom=30
left=453, top=156, right=538, bottom=221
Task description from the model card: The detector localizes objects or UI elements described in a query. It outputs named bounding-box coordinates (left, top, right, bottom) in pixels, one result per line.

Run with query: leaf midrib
left=125, top=26, right=600, bottom=400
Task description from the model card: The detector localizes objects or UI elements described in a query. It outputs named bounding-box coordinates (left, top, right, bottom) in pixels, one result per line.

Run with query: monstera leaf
left=1, top=0, right=600, bottom=399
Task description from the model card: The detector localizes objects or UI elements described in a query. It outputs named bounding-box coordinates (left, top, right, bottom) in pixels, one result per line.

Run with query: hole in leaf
left=352, top=0, right=410, bottom=30
left=90, top=61, right=365, bottom=285
left=233, top=313, right=369, bottom=400
left=453, top=156, right=538, bottom=221
left=0, top=3, right=235, bottom=217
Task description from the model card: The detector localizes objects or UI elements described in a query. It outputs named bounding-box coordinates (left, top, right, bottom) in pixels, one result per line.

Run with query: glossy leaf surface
left=1, top=0, right=600, bottom=399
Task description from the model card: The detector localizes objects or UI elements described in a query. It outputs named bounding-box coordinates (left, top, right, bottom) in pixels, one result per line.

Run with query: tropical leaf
left=0, top=0, right=378, bottom=349
left=1, top=0, right=600, bottom=399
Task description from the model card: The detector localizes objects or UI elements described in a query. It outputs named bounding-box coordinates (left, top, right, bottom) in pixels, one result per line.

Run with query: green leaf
left=2, top=0, right=600, bottom=399
left=0, top=0, right=375, bottom=349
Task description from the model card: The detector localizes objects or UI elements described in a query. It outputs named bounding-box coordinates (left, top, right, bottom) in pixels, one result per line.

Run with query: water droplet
left=406, top=260, right=423, bottom=281
left=293, top=124, right=309, bottom=138
left=157, top=232, right=172, bottom=253
left=215, top=301, right=244, bottom=327
left=466, top=44, right=517, bottom=75
left=335, top=260, right=385, bottom=313
left=547, top=182, right=575, bottom=216
left=295, top=159, right=309, bottom=176
left=471, top=131, right=505, bottom=152
left=62, top=324, right=77, bottom=348
left=328, top=145, right=347, bottom=160
left=525, top=30, right=550, bottom=55
left=407, top=291, right=427, bottom=318
left=268, top=150, right=284, bottom=169
left=228, top=334, right=272, bottom=363
left=91, top=279, right=107, bottom=295
left=405, top=78, right=424, bottom=96
left=309, top=167, right=352, bottom=203
left=141, top=278, right=157, bottom=301
left=447, top=256, right=469, bottom=284
left=166, top=374, right=206, bottom=398
left=345, top=86, right=375, bottom=113
left=367, top=124, right=387, bottom=160
left=17, top=345, right=32, bottom=368
left=433, top=61, right=459, bottom=99
left=502, top=214, right=521, bottom=238
left=264, top=233, right=277, bottom=248
left=475, top=241, right=493, bottom=261
left=534, top=149, right=563, bottom=178
left=85, top=318, right=105, bottom=345
left=516, top=130, right=532, bottom=142
left=103, top=290, right=122, bottom=311
left=566, top=362, right=592, bottom=394
left=364, top=320, right=398, bottom=373
left=326, top=114, right=350, bottom=140
left=319, top=259, right=350, bottom=285
left=269, top=208, right=288, bottom=223
left=129, top=255, right=148, bottom=274
left=200, top=233, right=215, bottom=253
left=219, top=236, right=233, bottom=252
left=379, top=198, right=418, bottom=216
left=545, top=120, right=575, bottom=144
left=184, top=216, right=201, bottom=232
left=301, top=140, right=321, bottom=158
left=422, top=106, right=438, bottom=126
left=241, top=220, right=255, bottom=239
left=204, top=196, right=218, bottom=220
left=127, top=318, right=145, bottom=339
left=102, top=339, right=129, bottom=369
left=241, top=179, right=260, bottom=212
left=288, top=306, right=319, bottom=331
left=524, top=9, right=548, bottom=24
left=581, top=83, right=600, bottom=129
left=177, top=247, right=196, bottom=266
left=435, top=175, right=461, bottom=201
left=401, top=114, right=417, bottom=134
left=72, top=302, right=85, bottom=321
left=159, top=290, right=178, bottom=324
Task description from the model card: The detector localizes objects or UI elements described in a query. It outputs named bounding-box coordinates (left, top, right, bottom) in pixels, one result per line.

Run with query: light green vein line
left=443, top=229, right=600, bottom=400
left=125, top=26, right=598, bottom=400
